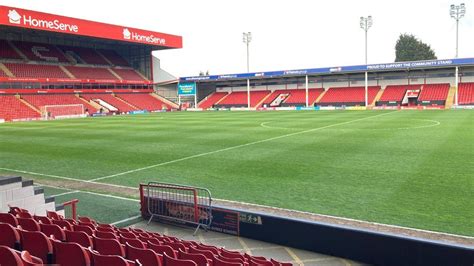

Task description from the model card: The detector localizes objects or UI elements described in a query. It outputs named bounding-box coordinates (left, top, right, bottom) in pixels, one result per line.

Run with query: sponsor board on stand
left=0, top=6, right=182, bottom=48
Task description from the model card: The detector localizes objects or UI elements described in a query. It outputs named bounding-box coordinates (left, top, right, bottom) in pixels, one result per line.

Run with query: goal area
left=41, top=104, right=86, bottom=120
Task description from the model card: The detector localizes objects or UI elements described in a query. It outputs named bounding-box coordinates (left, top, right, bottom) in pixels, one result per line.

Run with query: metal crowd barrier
left=145, top=182, right=212, bottom=235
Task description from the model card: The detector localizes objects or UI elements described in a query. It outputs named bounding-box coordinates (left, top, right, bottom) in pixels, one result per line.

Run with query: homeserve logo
left=122, top=28, right=166, bottom=45
left=8, top=10, right=21, bottom=24
left=8, top=10, right=79, bottom=33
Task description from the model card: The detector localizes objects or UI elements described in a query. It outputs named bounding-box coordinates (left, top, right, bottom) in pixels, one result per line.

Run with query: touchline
left=23, top=15, right=79, bottom=33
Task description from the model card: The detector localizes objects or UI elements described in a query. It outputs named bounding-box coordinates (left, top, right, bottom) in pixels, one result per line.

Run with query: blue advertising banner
left=180, top=58, right=474, bottom=82
left=178, top=82, right=196, bottom=95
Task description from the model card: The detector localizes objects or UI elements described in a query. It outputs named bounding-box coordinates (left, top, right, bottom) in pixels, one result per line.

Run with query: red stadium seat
left=20, top=250, right=44, bottom=266
left=46, top=211, right=64, bottom=221
left=33, top=215, right=52, bottom=225
left=73, top=224, right=95, bottom=236
left=16, top=212, right=33, bottom=219
left=459, top=82, right=474, bottom=105
left=51, top=219, right=74, bottom=231
left=78, top=216, right=97, bottom=225
left=93, top=236, right=125, bottom=256
left=94, top=230, right=118, bottom=240
left=213, top=256, right=243, bottom=266
left=19, top=229, right=53, bottom=263
left=220, top=248, right=246, bottom=261
left=0, top=213, right=19, bottom=227
left=0, top=245, right=23, bottom=265
left=0, top=95, right=41, bottom=122
left=90, top=249, right=137, bottom=266
left=164, top=252, right=197, bottom=266
left=18, top=218, right=41, bottom=231
left=53, top=240, right=91, bottom=266
left=65, top=230, right=93, bottom=248
left=270, top=258, right=292, bottom=266
left=0, top=223, right=21, bottom=248
left=188, top=246, right=216, bottom=262
left=195, top=244, right=219, bottom=255
left=97, top=226, right=117, bottom=233
left=179, top=250, right=212, bottom=266
left=40, top=223, right=66, bottom=241
left=166, top=242, right=187, bottom=252
left=120, top=232, right=138, bottom=239
left=147, top=242, right=178, bottom=258
left=121, top=236, right=146, bottom=249
left=126, top=242, right=163, bottom=266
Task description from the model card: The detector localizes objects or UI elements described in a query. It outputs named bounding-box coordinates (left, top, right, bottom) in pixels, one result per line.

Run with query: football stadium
left=0, top=2, right=473, bottom=266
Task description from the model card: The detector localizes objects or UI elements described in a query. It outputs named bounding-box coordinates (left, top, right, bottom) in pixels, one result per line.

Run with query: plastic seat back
left=126, top=243, right=162, bottom=266
left=0, top=212, right=19, bottom=227
left=0, top=245, right=23, bottom=266
left=93, top=236, right=125, bottom=256
left=0, top=222, right=21, bottom=248
left=73, top=224, right=94, bottom=236
left=214, top=256, right=242, bottom=266
left=18, top=218, right=41, bottom=231
left=20, top=250, right=44, bottom=266
left=33, top=215, right=52, bottom=225
left=20, top=229, right=53, bottom=263
left=53, top=240, right=91, bottom=266
left=51, top=219, right=73, bottom=231
left=189, top=246, right=216, bottom=262
left=95, top=230, right=118, bottom=240
left=65, top=230, right=93, bottom=248
left=121, top=236, right=146, bottom=249
left=147, top=242, right=177, bottom=258
left=91, top=251, right=135, bottom=266
left=164, top=252, right=197, bottom=266
left=179, top=250, right=211, bottom=266
left=17, top=212, right=33, bottom=219
left=40, top=223, right=66, bottom=241
left=46, top=211, right=63, bottom=221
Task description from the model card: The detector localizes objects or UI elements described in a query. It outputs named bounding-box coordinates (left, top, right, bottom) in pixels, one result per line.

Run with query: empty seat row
left=458, top=82, right=474, bottom=105
left=217, top=91, right=270, bottom=107
left=1, top=207, right=292, bottom=265
left=318, top=86, right=381, bottom=105
left=417, top=83, right=450, bottom=102
left=0, top=95, right=40, bottom=121
left=378, top=84, right=421, bottom=102
left=0, top=39, right=130, bottom=66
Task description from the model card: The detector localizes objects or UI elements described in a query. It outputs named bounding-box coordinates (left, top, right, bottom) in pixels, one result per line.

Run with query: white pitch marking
left=50, top=190, right=80, bottom=197
left=111, top=215, right=142, bottom=226
left=91, top=111, right=397, bottom=181
left=0, top=167, right=137, bottom=191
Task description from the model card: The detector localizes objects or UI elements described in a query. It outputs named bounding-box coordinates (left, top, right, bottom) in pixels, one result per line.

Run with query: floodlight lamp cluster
left=450, top=3, right=466, bottom=19
left=242, top=32, right=252, bottom=44
left=360, top=16, right=373, bottom=31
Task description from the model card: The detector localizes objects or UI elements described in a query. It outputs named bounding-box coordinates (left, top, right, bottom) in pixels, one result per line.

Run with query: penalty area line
left=91, top=111, right=398, bottom=182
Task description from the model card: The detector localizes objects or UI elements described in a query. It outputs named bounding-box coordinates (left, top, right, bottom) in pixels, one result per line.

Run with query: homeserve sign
left=123, top=28, right=166, bottom=45
left=8, top=10, right=79, bottom=33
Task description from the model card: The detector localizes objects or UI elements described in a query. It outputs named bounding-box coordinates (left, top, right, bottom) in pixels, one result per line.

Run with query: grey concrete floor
left=130, top=221, right=366, bottom=266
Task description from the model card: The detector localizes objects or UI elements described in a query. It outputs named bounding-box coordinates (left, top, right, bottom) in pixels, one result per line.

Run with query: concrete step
left=8, top=193, right=46, bottom=214
left=0, top=176, right=23, bottom=191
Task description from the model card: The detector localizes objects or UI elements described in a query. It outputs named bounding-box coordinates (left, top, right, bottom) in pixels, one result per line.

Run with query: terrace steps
left=108, top=68, right=123, bottom=80
left=150, top=93, right=179, bottom=109
left=113, top=94, right=139, bottom=110
left=371, top=88, right=385, bottom=107
left=313, top=89, right=327, bottom=104
left=77, top=94, right=103, bottom=111
left=214, top=92, right=230, bottom=105
left=17, top=97, right=41, bottom=114
left=96, top=50, right=114, bottom=66
left=0, top=176, right=64, bottom=216
left=256, top=92, right=273, bottom=107
left=58, top=65, right=76, bottom=79
left=0, top=62, right=14, bottom=77
left=445, top=86, right=457, bottom=108
left=7, top=40, right=28, bottom=60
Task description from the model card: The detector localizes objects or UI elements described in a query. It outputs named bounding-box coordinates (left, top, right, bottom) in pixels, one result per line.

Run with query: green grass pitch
left=0, top=110, right=472, bottom=236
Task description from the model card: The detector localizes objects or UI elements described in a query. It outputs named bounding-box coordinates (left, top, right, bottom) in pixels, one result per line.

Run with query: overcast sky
left=1, top=0, right=473, bottom=77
